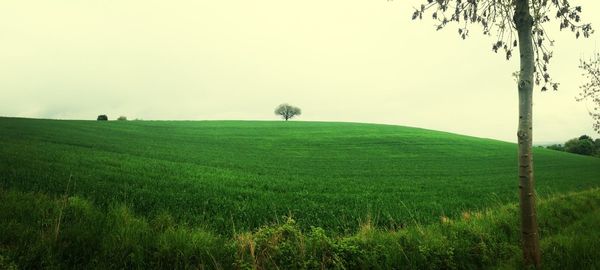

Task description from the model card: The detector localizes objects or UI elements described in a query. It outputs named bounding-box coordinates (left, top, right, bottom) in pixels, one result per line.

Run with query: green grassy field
left=1, top=117, right=599, bottom=235
left=2, top=117, right=600, bottom=269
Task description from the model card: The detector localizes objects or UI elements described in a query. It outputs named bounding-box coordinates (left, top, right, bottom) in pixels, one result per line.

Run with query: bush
left=551, top=135, right=599, bottom=157
left=565, top=137, right=595, bottom=156
left=97, top=115, right=108, bottom=121
left=117, top=116, right=127, bottom=121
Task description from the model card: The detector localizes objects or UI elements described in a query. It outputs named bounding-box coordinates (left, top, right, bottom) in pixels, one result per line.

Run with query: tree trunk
left=514, top=0, right=541, bottom=267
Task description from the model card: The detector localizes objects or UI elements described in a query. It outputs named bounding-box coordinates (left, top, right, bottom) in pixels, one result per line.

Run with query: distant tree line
left=546, top=135, right=600, bottom=157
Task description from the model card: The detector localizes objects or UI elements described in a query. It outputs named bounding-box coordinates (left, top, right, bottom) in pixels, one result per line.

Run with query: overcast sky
left=1, top=0, right=598, bottom=143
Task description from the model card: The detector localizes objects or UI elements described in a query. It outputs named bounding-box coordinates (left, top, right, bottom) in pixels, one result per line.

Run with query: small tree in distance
left=117, top=116, right=127, bottom=121
left=275, top=103, right=301, bottom=121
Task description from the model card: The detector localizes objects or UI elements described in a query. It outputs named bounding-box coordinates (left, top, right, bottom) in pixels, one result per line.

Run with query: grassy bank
left=1, top=188, right=599, bottom=269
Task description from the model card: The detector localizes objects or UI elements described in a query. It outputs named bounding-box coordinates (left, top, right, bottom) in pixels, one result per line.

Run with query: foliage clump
left=411, top=0, right=593, bottom=91
left=546, top=135, right=600, bottom=157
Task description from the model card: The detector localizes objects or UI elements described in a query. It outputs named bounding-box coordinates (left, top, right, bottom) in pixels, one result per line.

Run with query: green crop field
left=1, top=117, right=600, bottom=234
left=2, top=117, right=600, bottom=269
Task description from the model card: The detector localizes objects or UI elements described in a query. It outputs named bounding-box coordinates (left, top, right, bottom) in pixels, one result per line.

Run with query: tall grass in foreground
left=1, top=188, right=599, bottom=269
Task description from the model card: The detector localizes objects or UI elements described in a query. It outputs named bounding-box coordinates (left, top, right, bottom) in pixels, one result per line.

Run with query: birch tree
left=410, top=0, right=593, bottom=267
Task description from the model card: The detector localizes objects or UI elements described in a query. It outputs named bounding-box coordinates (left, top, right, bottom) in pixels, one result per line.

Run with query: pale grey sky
left=1, top=0, right=598, bottom=143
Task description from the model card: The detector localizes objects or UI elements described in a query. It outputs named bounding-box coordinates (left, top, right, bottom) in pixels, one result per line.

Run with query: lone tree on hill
left=578, top=53, right=600, bottom=134
left=275, top=103, right=301, bottom=121
left=97, top=115, right=108, bottom=121
left=410, top=0, right=593, bottom=267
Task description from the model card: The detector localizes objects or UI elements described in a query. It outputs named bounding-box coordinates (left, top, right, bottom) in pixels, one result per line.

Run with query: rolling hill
left=1, top=117, right=599, bottom=234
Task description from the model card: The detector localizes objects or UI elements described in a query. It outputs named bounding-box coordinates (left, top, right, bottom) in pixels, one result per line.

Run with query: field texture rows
left=1, top=117, right=600, bottom=234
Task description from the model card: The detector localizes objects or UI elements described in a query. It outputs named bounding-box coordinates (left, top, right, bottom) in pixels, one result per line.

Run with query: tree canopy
left=274, top=104, right=302, bottom=121
left=411, top=0, right=593, bottom=91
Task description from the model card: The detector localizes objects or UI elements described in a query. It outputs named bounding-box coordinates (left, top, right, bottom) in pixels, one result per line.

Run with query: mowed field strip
left=1, top=117, right=599, bottom=234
